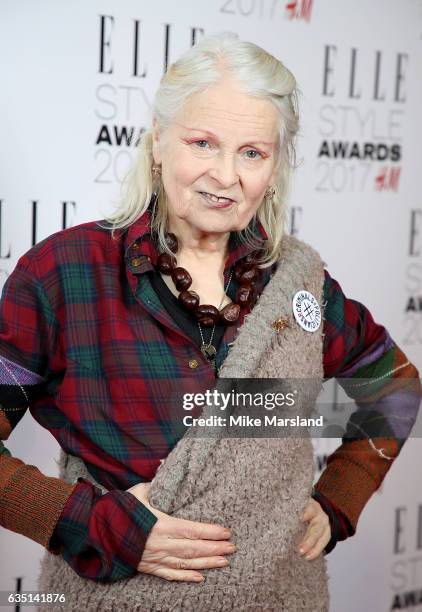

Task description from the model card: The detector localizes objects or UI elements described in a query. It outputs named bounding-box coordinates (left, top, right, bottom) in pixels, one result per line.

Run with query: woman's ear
left=151, top=116, right=162, bottom=165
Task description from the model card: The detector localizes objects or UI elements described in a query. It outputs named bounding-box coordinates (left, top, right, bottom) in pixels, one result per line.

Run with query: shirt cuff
left=50, top=477, right=158, bottom=583
left=311, top=488, right=354, bottom=555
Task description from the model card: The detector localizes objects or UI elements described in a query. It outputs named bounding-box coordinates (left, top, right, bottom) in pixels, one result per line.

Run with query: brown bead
left=157, top=252, right=176, bottom=274
left=236, top=286, right=253, bottom=306
left=197, top=316, right=216, bottom=327
left=195, top=304, right=220, bottom=326
left=234, top=260, right=254, bottom=276
left=236, top=266, right=258, bottom=286
left=178, top=290, right=199, bottom=311
left=171, top=267, right=192, bottom=291
left=220, top=303, right=240, bottom=324
left=165, top=232, right=178, bottom=253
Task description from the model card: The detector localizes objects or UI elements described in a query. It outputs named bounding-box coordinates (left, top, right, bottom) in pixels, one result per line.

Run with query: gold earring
left=152, top=163, right=162, bottom=178
left=264, top=186, right=275, bottom=199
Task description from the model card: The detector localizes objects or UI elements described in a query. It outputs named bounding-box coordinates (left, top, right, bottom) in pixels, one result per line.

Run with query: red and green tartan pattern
left=0, top=211, right=420, bottom=581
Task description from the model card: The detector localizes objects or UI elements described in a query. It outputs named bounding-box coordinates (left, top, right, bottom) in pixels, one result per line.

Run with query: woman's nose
left=207, top=153, right=238, bottom=187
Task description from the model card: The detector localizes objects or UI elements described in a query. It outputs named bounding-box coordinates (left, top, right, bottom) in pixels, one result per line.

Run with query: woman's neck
left=162, top=218, right=232, bottom=308
left=167, top=219, right=230, bottom=264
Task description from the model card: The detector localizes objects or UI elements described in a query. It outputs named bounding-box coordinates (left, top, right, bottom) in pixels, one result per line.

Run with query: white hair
left=103, top=32, right=300, bottom=266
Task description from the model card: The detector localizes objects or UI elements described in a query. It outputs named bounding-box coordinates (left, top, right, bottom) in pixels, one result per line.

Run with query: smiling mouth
left=199, top=191, right=236, bottom=204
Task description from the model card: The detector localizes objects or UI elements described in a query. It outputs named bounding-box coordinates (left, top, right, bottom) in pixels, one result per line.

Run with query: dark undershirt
left=148, top=270, right=228, bottom=354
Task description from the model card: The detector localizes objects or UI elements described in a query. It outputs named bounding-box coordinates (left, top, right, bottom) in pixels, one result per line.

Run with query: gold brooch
left=271, top=317, right=289, bottom=333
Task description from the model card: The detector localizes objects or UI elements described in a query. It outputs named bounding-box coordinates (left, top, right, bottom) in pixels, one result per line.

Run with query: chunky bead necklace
left=196, top=270, right=233, bottom=362
left=155, top=231, right=261, bottom=326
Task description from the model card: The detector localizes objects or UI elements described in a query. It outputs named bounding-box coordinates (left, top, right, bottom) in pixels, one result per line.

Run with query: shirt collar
left=123, top=207, right=268, bottom=273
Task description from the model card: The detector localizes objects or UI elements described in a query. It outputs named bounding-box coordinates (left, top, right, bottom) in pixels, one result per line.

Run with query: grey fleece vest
left=38, top=235, right=329, bottom=612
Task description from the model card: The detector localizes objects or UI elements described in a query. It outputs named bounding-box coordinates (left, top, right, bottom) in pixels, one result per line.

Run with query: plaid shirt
left=0, top=210, right=420, bottom=582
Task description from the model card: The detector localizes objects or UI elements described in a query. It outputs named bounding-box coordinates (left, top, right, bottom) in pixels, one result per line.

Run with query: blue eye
left=195, top=140, right=210, bottom=148
left=245, top=150, right=262, bottom=159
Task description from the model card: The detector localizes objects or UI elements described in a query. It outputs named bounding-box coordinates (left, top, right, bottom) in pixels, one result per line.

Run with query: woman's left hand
left=297, top=498, right=331, bottom=560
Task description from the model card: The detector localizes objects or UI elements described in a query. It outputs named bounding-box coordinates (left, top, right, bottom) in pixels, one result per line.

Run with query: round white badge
left=292, top=290, right=322, bottom=333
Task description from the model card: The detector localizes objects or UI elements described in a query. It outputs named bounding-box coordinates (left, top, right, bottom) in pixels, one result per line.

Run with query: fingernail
left=227, top=544, right=236, bottom=552
left=217, top=557, right=229, bottom=566
left=299, top=548, right=305, bottom=555
left=305, top=554, right=312, bottom=560
left=223, top=529, right=231, bottom=537
left=194, top=574, right=204, bottom=581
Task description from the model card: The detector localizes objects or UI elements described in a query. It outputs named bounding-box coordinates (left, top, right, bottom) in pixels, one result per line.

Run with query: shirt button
left=131, top=257, right=142, bottom=267
left=188, top=359, right=199, bottom=369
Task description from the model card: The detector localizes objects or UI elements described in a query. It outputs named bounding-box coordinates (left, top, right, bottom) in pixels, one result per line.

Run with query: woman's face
left=152, top=78, right=279, bottom=237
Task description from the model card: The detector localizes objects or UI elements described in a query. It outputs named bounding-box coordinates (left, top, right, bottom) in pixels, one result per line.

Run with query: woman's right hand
left=126, top=482, right=236, bottom=582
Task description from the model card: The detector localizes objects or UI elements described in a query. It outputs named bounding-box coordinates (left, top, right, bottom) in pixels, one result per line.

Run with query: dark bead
left=165, top=232, right=178, bottom=253
left=236, top=266, right=258, bottom=286
left=197, top=316, right=216, bottom=327
left=234, top=260, right=254, bottom=276
left=236, top=286, right=253, bottom=306
left=179, top=290, right=199, bottom=311
left=157, top=252, right=176, bottom=274
left=171, top=267, right=192, bottom=291
left=195, top=304, right=220, bottom=325
left=220, top=303, right=240, bottom=324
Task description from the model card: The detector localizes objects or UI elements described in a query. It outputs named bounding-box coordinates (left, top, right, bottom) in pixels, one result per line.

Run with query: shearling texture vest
left=37, top=235, right=329, bottom=612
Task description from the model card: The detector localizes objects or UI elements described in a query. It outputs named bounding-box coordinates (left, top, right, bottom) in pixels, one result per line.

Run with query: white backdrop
left=1, top=1, right=421, bottom=610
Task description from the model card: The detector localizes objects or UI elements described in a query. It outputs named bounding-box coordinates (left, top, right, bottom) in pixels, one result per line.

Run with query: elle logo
left=393, top=505, right=422, bottom=555
left=323, top=46, right=408, bottom=103
left=99, top=15, right=204, bottom=77
left=409, top=210, right=421, bottom=258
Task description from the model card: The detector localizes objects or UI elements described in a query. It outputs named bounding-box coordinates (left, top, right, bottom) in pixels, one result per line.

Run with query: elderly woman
left=0, top=33, right=420, bottom=611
